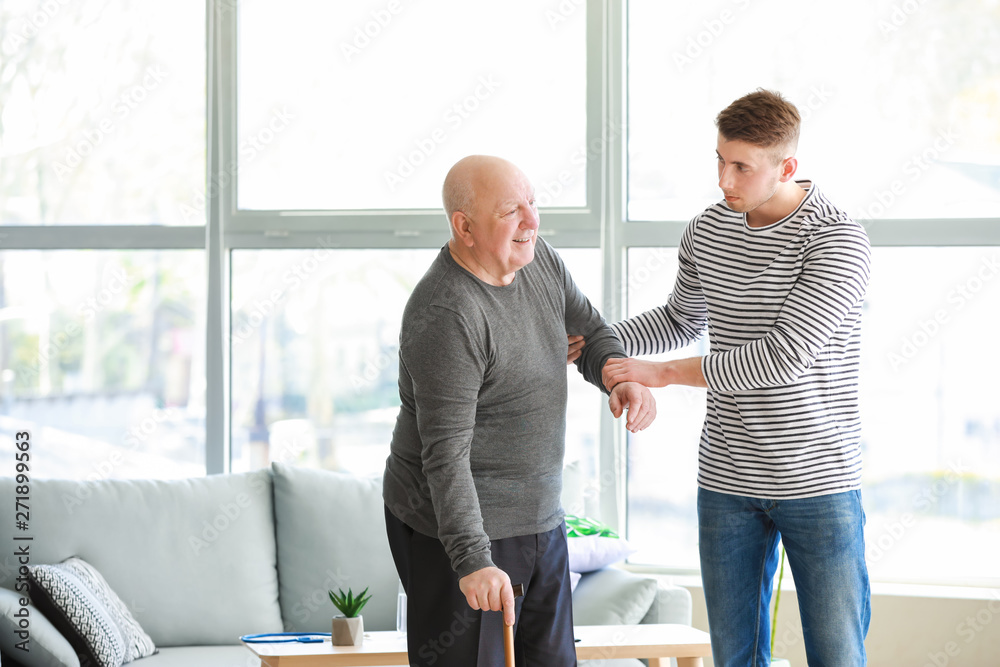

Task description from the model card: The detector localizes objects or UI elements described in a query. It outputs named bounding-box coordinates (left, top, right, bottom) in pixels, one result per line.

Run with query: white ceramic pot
left=331, top=615, right=364, bottom=646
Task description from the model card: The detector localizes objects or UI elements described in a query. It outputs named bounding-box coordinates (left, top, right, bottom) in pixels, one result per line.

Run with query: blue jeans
left=698, top=488, right=871, bottom=667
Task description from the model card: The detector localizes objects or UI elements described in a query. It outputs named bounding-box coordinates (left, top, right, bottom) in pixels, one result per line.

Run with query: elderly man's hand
left=459, top=566, right=516, bottom=627
left=608, top=381, right=656, bottom=432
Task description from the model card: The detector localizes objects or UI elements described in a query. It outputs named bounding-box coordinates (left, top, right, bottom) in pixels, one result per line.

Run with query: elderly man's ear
left=451, top=211, right=475, bottom=248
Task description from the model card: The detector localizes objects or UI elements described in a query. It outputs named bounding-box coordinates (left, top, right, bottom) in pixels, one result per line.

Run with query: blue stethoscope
left=240, top=632, right=330, bottom=644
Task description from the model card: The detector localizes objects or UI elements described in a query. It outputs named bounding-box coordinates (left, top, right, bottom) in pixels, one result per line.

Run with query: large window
left=4, top=1, right=998, bottom=588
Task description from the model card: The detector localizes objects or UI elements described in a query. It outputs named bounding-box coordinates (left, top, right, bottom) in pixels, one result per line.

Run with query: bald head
left=442, top=155, right=523, bottom=225
left=441, top=155, right=539, bottom=286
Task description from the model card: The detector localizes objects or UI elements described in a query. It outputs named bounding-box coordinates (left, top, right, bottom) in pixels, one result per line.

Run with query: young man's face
left=716, top=134, right=787, bottom=216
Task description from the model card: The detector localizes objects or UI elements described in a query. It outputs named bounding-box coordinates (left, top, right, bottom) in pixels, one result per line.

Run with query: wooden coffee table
left=243, top=623, right=712, bottom=666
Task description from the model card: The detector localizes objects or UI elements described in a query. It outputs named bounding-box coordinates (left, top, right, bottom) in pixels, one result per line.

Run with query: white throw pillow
left=0, top=586, right=79, bottom=667
left=565, top=514, right=636, bottom=573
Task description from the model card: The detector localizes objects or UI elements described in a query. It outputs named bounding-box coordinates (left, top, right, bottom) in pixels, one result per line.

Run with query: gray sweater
left=383, top=239, right=624, bottom=578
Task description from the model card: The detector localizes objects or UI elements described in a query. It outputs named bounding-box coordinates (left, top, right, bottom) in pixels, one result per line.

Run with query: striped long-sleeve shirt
left=612, top=181, right=871, bottom=499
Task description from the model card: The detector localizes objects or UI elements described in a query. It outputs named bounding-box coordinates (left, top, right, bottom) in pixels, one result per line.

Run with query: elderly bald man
left=383, top=155, right=655, bottom=666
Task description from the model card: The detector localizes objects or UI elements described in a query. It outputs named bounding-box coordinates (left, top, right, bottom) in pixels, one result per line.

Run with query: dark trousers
left=384, top=506, right=577, bottom=667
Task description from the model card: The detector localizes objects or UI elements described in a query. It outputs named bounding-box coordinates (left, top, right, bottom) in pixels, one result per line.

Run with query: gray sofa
left=0, top=463, right=691, bottom=667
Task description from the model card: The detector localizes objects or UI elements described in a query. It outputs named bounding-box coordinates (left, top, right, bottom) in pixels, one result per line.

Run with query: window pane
left=238, top=1, right=587, bottom=211
left=554, top=248, right=604, bottom=517
left=862, top=247, right=1000, bottom=585
left=627, top=0, right=1000, bottom=221
left=0, top=0, right=206, bottom=225
left=0, top=251, right=207, bottom=478
left=230, top=248, right=437, bottom=475
left=623, top=246, right=1000, bottom=585
left=230, top=245, right=604, bottom=491
left=624, top=248, right=707, bottom=571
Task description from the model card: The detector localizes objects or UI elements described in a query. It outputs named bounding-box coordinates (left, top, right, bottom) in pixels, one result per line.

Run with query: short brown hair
left=715, top=89, right=800, bottom=165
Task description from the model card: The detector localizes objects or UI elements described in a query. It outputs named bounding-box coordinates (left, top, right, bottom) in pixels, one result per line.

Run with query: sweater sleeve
left=557, top=249, right=626, bottom=394
left=401, top=304, right=494, bottom=578
left=701, top=221, right=871, bottom=392
left=610, top=218, right=709, bottom=355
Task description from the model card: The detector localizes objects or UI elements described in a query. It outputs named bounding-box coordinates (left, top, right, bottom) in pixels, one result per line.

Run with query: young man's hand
left=566, top=334, right=585, bottom=364
left=603, top=356, right=708, bottom=391
left=608, top=381, right=657, bottom=432
left=603, top=358, right=668, bottom=390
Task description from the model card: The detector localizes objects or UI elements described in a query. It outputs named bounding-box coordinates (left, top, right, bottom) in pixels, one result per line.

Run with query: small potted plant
left=329, top=587, right=372, bottom=646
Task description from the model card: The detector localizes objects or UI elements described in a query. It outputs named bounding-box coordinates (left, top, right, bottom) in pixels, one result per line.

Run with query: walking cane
left=503, top=583, right=524, bottom=667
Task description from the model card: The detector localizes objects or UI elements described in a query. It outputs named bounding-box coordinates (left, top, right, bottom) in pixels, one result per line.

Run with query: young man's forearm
left=663, top=356, right=708, bottom=388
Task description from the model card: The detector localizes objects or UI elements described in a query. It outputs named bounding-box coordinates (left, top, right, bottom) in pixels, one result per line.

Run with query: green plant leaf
left=328, top=586, right=373, bottom=618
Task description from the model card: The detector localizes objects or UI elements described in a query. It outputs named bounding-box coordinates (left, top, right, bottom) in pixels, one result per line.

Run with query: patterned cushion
left=27, top=558, right=155, bottom=667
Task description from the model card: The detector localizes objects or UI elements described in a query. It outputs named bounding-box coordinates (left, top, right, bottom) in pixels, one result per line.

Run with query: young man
left=603, top=90, right=872, bottom=665
left=383, top=155, right=655, bottom=666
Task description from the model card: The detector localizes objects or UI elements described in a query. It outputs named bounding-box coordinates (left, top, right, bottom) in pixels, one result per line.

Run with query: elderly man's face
left=466, top=164, right=540, bottom=283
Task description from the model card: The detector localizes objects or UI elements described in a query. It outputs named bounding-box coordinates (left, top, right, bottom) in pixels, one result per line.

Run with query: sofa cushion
left=0, top=471, right=283, bottom=647
left=0, top=587, right=79, bottom=667
left=271, top=463, right=398, bottom=632
left=27, top=557, right=156, bottom=667
left=571, top=567, right=657, bottom=626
